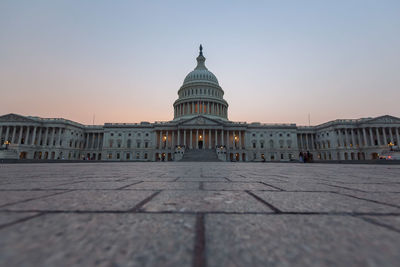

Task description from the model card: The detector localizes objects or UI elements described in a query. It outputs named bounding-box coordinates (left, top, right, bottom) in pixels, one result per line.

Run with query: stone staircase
left=180, top=149, right=220, bottom=162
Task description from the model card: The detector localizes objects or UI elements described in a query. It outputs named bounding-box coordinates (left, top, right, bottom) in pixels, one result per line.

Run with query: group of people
left=299, top=151, right=313, bottom=163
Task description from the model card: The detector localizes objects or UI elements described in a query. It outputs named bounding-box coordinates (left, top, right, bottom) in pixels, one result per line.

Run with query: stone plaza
left=0, top=162, right=400, bottom=266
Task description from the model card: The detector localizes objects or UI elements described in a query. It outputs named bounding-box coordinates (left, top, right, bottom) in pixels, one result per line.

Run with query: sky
left=0, top=0, right=399, bottom=126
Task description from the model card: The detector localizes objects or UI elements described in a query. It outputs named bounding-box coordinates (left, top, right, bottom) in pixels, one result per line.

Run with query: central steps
left=180, top=149, right=220, bottom=162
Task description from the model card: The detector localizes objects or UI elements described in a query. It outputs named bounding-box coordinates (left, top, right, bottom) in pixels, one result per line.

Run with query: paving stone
left=0, top=191, right=65, bottom=207
left=336, top=191, right=400, bottom=208
left=259, top=182, right=335, bottom=192
left=361, top=216, right=400, bottom=232
left=326, top=183, right=400, bottom=192
left=251, top=191, right=400, bottom=213
left=203, top=182, right=278, bottom=191
left=44, top=181, right=140, bottom=190
left=4, top=190, right=157, bottom=211
left=0, top=213, right=195, bottom=267
left=0, top=212, right=39, bottom=226
left=0, top=181, right=79, bottom=190
left=142, top=190, right=273, bottom=212
left=206, top=214, right=400, bottom=267
left=125, top=181, right=199, bottom=190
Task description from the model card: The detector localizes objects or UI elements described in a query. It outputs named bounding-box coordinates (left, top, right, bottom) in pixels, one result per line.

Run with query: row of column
left=298, top=127, right=400, bottom=150
left=156, top=129, right=244, bottom=150
left=298, top=133, right=315, bottom=150
left=336, top=127, right=400, bottom=148
left=85, top=133, right=103, bottom=149
left=0, top=125, right=64, bottom=147
left=174, top=101, right=227, bottom=118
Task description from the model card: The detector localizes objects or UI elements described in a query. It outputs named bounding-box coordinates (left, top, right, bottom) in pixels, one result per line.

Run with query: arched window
left=269, top=140, right=274, bottom=148
left=127, top=139, right=131, bottom=148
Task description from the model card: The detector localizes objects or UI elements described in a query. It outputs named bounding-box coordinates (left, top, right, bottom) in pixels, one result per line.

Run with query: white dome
left=182, top=49, right=219, bottom=86
left=183, top=69, right=219, bottom=85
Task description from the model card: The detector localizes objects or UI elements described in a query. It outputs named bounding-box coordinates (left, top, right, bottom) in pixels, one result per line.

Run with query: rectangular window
left=117, top=153, right=120, bottom=159
left=145, top=142, right=148, bottom=148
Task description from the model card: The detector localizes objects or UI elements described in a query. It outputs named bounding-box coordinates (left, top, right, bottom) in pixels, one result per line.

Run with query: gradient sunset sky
left=1, top=0, right=399, bottom=125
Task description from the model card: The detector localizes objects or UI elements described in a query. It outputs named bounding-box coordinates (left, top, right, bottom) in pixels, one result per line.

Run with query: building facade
left=1, top=47, right=400, bottom=162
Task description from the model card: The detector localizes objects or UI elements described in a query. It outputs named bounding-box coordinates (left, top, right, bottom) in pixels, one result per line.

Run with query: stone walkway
left=1, top=162, right=400, bottom=267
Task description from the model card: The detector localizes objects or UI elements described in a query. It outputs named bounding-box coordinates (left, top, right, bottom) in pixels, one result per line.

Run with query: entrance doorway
left=198, top=140, right=203, bottom=149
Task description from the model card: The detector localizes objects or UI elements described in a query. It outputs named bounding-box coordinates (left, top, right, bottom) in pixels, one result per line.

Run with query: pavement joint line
left=116, top=181, right=144, bottom=190
left=128, top=190, right=162, bottom=212
left=0, top=190, right=75, bottom=208
left=323, top=183, right=369, bottom=193
left=258, top=181, right=285, bottom=191
left=356, top=216, right=400, bottom=234
left=1, top=210, right=400, bottom=216
left=0, top=212, right=45, bottom=231
left=223, top=177, right=232, bottom=182
left=332, top=191, right=400, bottom=209
left=193, top=213, right=206, bottom=267
left=245, top=190, right=283, bottom=213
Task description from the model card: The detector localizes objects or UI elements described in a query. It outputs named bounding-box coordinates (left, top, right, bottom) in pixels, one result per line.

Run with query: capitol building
left=1, top=46, right=400, bottom=162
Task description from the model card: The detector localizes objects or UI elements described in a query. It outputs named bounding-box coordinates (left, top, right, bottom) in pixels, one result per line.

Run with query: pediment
left=0, top=113, right=36, bottom=123
left=365, top=115, right=400, bottom=124
left=178, top=116, right=223, bottom=126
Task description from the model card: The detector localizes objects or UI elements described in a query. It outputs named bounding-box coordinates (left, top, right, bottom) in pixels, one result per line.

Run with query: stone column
left=11, top=126, right=16, bottom=143
left=37, top=128, right=43, bottom=145
left=0, top=126, right=2, bottom=142
left=5, top=126, right=10, bottom=142
left=305, top=134, right=309, bottom=150
left=298, top=134, right=303, bottom=149
left=56, top=128, right=62, bottom=147
left=159, top=130, right=162, bottom=149
left=192, top=102, right=194, bottom=114
left=376, top=128, right=381, bottom=146
left=226, top=130, right=229, bottom=148
left=18, top=126, right=23, bottom=144
left=351, top=129, right=355, bottom=147
left=310, top=134, right=314, bottom=150
left=50, top=128, right=55, bottom=147
left=202, top=129, right=205, bottom=149
left=239, top=131, right=242, bottom=149
left=356, top=129, right=362, bottom=147
left=172, top=131, right=175, bottom=148
left=362, top=128, right=367, bottom=147
left=345, top=129, right=349, bottom=147
left=183, top=130, right=186, bottom=147
left=208, top=129, right=211, bottom=149
left=389, top=128, right=394, bottom=144
left=85, top=133, right=89, bottom=149
left=26, top=126, right=32, bottom=145
left=215, top=129, right=218, bottom=147
left=32, top=126, right=37, bottom=145
left=369, top=128, right=374, bottom=146
left=166, top=130, right=169, bottom=149
left=232, top=131, right=235, bottom=148
left=196, top=130, right=199, bottom=149
left=177, top=130, right=180, bottom=146
left=338, top=130, right=343, bottom=147
left=396, top=128, right=400, bottom=146
left=221, top=129, right=224, bottom=146
left=97, top=133, right=101, bottom=149
left=383, top=128, right=387, bottom=146
left=45, top=128, right=50, bottom=146
left=190, top=130, right=193, bottom=149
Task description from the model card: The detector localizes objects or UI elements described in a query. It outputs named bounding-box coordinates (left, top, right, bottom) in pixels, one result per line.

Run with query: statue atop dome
left=199, top=44, right=203, bottom=56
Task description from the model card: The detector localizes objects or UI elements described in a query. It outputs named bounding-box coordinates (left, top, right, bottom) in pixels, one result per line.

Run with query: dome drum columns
left=173, top=100, right=228, bottom=119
